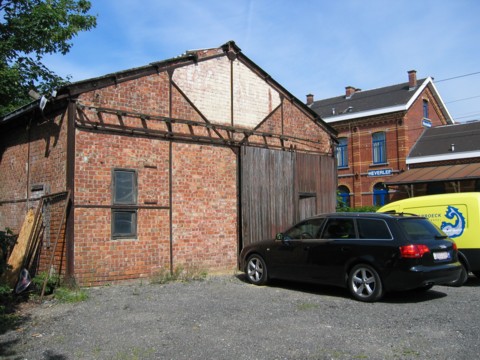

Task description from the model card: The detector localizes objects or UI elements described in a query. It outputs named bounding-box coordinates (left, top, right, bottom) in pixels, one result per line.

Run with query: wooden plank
left=3, top=209, right=36, bottom=286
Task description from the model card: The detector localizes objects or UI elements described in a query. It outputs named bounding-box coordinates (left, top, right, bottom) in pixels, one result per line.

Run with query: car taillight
left=399, top=244, right=430, bottom=258
left=452, top=242, right=458, bottom=251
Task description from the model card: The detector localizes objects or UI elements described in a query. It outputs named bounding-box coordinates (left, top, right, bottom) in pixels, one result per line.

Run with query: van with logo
left=378, top=192, right=480, bottom=286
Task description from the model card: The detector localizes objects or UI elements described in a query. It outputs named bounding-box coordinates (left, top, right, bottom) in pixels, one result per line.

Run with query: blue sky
left=44, top=0, right=480, bottom=123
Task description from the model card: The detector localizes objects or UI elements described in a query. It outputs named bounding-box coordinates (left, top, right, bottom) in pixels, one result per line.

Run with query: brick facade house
left=0, top=41, right=337, bottom=286
left=308, top=71, right=453, bottom=208
left=384, top=120, right=480, bottom=195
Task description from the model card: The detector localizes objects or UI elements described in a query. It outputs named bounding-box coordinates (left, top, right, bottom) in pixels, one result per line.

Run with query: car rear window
left=397, top=218, right=445, bottom=242
left=357, top=219, right=392, bottom=239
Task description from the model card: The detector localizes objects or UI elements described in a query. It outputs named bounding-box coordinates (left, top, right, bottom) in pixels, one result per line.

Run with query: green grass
left=53, top=286, right=88, bottom=303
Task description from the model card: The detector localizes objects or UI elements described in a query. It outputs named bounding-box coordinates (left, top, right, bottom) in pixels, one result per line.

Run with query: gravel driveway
left=1, top=273, right=480, bottom=360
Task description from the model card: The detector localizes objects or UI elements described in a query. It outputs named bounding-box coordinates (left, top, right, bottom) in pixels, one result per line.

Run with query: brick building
left=308, top=70, right=453, bottom=208
left=385, top=120, right=480, bottom=195
left=0, top=41, right=337, bottom=286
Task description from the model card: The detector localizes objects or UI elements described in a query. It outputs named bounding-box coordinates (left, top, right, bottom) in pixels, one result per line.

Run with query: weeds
left=151, top=265, right=207, bottom=284
left=30, top=272, right=88, bottom=303
left=53, top=286, right=88, bottom=303
left=31, top=271, right=60, bottom=295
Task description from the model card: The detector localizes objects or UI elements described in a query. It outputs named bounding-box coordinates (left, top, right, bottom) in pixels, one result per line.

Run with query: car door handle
left=304, top=246, right=310, bottom=251
left=341, top=246, right=351, bottom=252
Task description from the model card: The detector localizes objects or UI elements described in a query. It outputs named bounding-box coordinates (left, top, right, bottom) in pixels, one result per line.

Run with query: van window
left=357, top=219, right=392, bottom=239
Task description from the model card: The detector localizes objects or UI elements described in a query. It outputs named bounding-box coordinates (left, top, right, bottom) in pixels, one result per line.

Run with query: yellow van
left=378, top=192, right=480, bottom=285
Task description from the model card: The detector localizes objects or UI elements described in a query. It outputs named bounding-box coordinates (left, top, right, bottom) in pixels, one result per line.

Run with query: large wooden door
left=240, top=147, right=336, bottom=248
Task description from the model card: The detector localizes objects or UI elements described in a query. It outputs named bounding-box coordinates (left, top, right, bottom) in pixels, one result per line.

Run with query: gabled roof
left=1, top=41, right=336, bottom=136
left=407, top=120, right=480, bottom=165
left=310, top=77, right=453, bottom=124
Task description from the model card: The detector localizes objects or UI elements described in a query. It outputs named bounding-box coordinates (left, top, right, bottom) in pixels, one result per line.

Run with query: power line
left=434, top=71, right=480, bottom=83
left=455, top=112, right=480, bottom=121
left=445, top=95, right=480, bottom=104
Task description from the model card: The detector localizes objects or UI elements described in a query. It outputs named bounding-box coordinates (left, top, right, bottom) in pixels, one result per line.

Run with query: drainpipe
left=26, top=118, right=32, bottom=210
left=65, top=100, right=76, bottom=285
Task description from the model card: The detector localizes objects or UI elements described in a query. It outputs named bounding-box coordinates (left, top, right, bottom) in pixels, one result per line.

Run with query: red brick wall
left=336, top=87, right=450, bottom=207
left=74, top=131, right=171, bottom=285
left=0, top=126, right=29, bottom=231
left=0, top=112, right=68, bottom=278
left=172, top=143, right=237, bottom=271
left=2, top=51, right=335, bottom=286
left=73, top=131, right=238, bottom=285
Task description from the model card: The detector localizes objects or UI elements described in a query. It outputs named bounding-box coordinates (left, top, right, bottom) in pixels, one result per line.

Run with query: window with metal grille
left=112, top=169, right=137, bottom=239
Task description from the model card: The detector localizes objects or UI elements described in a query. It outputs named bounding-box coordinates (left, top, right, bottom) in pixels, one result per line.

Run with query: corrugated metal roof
left=384, top=163, right=480, bottom=185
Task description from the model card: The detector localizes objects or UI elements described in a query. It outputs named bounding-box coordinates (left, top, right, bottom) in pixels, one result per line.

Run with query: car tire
left=246, top=254, right=268, bottom=285
left=348, top=264, right=384, bottom=302
left=450, top=263, right=468, bottom=287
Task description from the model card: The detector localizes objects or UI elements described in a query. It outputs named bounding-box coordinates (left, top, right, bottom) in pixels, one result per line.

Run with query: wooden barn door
left=240, top=147, right=336, bottom=248
left=240, top=147, right=295, bottom=247
left=296, top=152, right=336, bottom=221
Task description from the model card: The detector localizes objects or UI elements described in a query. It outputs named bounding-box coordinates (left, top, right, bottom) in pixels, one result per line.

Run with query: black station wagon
left=239, top=212, right=462, bottom=302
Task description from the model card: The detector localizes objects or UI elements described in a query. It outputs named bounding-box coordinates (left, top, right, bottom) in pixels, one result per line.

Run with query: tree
left=0, top=0, right=97, bottom=116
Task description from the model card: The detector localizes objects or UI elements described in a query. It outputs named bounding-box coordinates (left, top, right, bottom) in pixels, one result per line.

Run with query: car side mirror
left=276, top=233, right=285, bottom=241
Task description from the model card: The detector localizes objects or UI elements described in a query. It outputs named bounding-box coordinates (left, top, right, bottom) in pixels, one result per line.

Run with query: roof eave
left=407, top=150, right=480, bottom=164
left=322, top=104, right=407, bottom=123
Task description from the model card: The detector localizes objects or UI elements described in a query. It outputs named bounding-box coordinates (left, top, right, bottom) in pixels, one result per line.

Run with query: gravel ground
left=1, top=273, right=480, bottom=360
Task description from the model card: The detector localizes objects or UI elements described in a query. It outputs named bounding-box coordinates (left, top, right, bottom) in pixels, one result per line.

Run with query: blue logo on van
left=440, top=206, right=465, bottom=238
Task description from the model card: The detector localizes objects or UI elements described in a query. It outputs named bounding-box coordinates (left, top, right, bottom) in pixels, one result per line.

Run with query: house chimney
left=306, top=94, right=314, bottom=105
left=345, top=86, right=356, bottom=98
left=408, top=70, right=417, bottom=90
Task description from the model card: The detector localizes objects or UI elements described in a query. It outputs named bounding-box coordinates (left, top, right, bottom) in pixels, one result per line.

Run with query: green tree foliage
left=0, top=0, right=97, bottom=116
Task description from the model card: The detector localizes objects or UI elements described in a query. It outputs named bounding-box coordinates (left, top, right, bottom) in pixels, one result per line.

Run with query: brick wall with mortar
left=2, top=46, right=334, bottom=286
left=171, top=143, right=238, bottom=271
left=335, top=87, right=448, bottom=207
left=74, top=130, right=172, bottom=285
left=0, top=111, right=69, bottom=277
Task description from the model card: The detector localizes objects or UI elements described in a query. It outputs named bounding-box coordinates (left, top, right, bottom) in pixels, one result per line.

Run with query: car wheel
left=450, top=263, right=468, bottom=287
left=246, top=254, right=268, bottom=285
left=348, top=264, right=384, bottom=302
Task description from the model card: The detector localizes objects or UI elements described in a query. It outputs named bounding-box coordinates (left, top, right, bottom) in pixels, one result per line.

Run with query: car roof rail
left=379, top=210, right=420, bottom=217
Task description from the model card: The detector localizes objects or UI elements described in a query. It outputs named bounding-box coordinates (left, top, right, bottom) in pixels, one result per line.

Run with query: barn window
left=112, top=169, right=137, bottom=239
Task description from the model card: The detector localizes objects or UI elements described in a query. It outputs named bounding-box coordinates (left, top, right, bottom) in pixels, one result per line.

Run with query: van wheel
left=450, top=263, right=468, bottom=287
left=347, top=264, right=384, bottom=302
